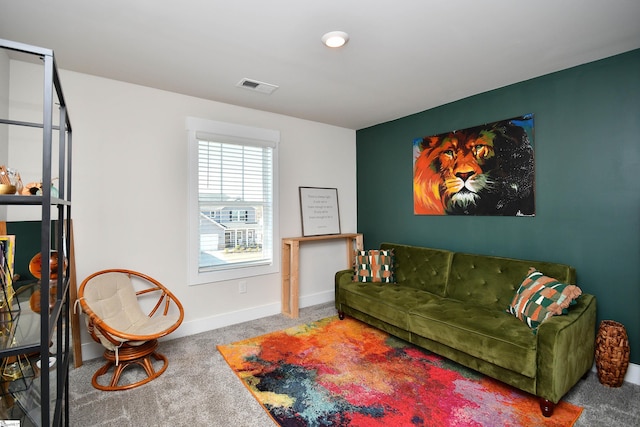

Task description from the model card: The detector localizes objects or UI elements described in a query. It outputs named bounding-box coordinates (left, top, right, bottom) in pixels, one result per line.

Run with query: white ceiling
left=1, top=0, right=639, bottom=130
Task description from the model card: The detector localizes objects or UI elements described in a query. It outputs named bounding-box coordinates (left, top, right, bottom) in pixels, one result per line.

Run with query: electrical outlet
left=239, top=280, right=247, bottom=294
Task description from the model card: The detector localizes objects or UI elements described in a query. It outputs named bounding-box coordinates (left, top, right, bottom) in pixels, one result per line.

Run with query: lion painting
left=413, top=114, right=535, bottom=216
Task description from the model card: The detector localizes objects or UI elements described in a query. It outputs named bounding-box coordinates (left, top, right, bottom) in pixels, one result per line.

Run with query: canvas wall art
left=413, top=114, right=535, bottom=216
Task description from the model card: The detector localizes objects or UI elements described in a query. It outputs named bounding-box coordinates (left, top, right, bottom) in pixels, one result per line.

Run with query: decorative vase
left=595, top=320, right=630, bottom=387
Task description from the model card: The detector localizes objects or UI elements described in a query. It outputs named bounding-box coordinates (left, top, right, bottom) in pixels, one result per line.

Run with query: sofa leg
left=338, top=311, right=345, bottom=320
left=539, top=398, right=555, bottom=417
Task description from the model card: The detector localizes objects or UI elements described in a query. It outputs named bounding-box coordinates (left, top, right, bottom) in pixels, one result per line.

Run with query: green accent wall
left=5, top=221, right=55, bottom=288
left=356, top=49, right=640, bottom=364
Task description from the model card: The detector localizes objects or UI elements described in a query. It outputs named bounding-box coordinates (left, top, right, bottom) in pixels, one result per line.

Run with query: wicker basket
left=595, top=320, right=630, bottom=387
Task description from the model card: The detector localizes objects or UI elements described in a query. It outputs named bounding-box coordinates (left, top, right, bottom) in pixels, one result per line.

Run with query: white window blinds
left=187, top=117, right=279, bottom=285
left=197, top=137, right=273, bottom=271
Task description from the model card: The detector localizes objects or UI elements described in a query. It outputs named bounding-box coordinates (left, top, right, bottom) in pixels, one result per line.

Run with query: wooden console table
left=281, top=233, right=363, bottom=318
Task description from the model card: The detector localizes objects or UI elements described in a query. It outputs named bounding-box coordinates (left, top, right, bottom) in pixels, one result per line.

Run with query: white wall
left=0, top=49, right=9, bottom=219
left=0, top=48, right=8, bottom=152
left=7, top=60, right=356, bottom=359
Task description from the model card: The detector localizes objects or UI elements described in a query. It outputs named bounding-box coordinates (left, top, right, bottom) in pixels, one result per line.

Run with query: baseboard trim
left=626, top=363, right=640, bottom=385
left=592, top=361, right=640, bottom=386
left=80, top=290, right=335, bottom=362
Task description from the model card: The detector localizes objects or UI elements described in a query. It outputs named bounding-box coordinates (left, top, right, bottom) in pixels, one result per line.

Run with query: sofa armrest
left=535, top=293, right=597, bottom=403
left=335, top=269, right=354, bottom=309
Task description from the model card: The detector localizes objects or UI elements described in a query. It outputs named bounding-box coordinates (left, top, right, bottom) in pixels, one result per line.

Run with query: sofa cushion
left=409, top=298, right=538, bottom=378
left=354, top=249, right=395, bottom=283
left=446, top=252, right=575, bottom=311
left=507, top=268, right=582, bottom=333
left=380, top=243, right=452, bottom=296
left=339, top=281, right=440, bottom=330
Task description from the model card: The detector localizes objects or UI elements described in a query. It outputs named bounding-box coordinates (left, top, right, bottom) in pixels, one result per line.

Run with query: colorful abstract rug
left=217, top=316, right=582, bottom=426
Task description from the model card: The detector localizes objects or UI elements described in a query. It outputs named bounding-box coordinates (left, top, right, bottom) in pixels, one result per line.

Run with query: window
left=230, top=209, right=248, bottom=222
left=187, top=117, right=279, bottom=285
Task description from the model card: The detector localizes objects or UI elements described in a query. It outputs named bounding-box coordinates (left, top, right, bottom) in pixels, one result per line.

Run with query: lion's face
left=414, top=130, right=496, bottom=214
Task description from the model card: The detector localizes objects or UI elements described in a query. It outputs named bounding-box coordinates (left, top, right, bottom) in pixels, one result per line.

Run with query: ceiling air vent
left=236, top=78, right=279, bottom=95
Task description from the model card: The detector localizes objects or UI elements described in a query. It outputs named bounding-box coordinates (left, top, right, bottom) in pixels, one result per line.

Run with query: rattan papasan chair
left=78, top=269, right=184, bottom=391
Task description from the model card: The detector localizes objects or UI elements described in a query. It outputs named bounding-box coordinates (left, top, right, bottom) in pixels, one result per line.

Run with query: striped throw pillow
left=507, top=267, right=582, bottom=333
left=354, top=249, right=395, bottom=283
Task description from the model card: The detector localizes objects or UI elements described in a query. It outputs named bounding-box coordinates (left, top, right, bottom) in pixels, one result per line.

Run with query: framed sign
left=299, top=187, right=341, bottom=236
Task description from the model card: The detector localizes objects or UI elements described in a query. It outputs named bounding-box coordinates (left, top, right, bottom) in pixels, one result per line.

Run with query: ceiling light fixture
left=321, top=31, right=349, bottom=48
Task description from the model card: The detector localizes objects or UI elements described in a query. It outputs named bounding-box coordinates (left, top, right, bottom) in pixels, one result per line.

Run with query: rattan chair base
left=92, top=340, right=169, bottom=391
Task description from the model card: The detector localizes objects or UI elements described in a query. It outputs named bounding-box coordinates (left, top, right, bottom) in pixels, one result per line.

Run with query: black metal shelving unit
left=0, top=38, right=71, bottom=427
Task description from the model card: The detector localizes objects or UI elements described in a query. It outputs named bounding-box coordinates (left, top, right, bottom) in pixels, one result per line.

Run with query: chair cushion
left=83, top=272, right=179, bottom=349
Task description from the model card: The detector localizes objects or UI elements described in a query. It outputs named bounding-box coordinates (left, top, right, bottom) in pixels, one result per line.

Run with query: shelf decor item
left=0, top=354, right=34, bottom=395
left=28, top=250, right=65, bottom=280
left=595, top=320, right=630, bottom=387
left=0, top=184, right=16, bottom=195
left=1, top=354, right=30, bottom=381
left=0, top=165, right=22, bottom=194
left=0, top=236, right=16, bottom=312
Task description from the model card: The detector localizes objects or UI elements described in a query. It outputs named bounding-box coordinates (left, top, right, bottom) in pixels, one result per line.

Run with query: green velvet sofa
left=335, top=242, right=597, bottom=417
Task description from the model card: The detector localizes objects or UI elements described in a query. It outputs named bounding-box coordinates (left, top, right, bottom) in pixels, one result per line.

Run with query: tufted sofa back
left=380, top=242, right=453, bottom=296
left=379, top=243, right=576, bottom=311
left=446, top=252, right=576, bottom=311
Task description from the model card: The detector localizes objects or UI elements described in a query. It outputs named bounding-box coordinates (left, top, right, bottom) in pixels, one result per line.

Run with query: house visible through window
left=187, top=117, right=280, bottom=285
left=230, top=209, right=249, bottom=222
